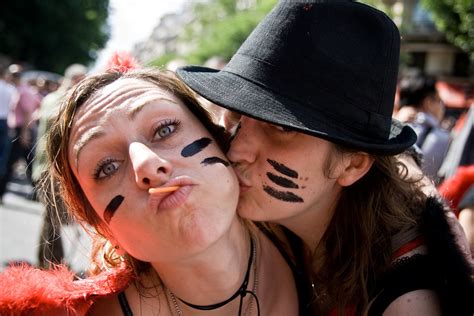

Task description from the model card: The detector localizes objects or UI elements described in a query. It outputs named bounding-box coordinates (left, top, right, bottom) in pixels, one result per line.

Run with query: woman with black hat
left=177, top=1, right=473, bottom=315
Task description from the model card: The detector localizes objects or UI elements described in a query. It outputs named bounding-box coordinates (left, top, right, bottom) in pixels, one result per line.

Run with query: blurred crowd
left=393, top=67, right=474, bottom=254
left=0, top=62, right=87, bottom=268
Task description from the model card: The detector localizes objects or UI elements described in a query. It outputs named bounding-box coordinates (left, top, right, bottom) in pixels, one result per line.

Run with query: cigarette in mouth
left=148, top=186, right=180, bottom=194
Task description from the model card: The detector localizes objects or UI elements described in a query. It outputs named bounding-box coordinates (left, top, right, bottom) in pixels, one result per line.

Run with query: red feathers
left=0, top=264, right=134, bottom=315
left=106, top=51, right=140, bottom=73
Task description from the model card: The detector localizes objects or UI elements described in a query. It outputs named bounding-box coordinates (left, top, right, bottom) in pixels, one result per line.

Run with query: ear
left=336, top=152, right=374, bottom=187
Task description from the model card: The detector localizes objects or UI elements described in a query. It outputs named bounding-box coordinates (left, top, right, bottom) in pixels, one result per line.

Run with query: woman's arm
left=383, top=290, right=442, bottom=316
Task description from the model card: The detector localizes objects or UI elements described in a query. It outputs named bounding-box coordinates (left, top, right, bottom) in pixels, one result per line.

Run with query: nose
left=227, top=116, right=260, bottom=166
left=129, top=142, right=172, bottom=189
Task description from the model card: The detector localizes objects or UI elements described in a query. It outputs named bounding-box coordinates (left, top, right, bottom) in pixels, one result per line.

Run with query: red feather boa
left=0, top=264, right=134, bottom=315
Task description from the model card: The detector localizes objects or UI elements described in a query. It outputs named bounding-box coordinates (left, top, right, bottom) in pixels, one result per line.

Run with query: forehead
left=77, top=77, right=176, bottom=117
left=68, top=77, right=182, bottom=164
left=71, top=77, right=179, bottom=133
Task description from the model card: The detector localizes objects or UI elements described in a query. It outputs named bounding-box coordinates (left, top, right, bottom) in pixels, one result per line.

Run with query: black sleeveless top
left=116, top=224, right=314, bottom=316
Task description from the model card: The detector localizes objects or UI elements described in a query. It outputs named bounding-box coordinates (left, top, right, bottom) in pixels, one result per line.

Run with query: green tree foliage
left=421, top=0, right=474, bottom=61
left=0, top=0, right=110, bottom=73
left=183, top=0, right=277, bottom=64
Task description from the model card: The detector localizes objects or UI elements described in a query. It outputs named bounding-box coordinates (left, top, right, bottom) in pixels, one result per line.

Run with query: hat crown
left=224, top=0, right=400, bottom=140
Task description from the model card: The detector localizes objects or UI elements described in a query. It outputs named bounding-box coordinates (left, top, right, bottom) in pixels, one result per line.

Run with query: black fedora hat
left=177, top=0, right=417, bottom=155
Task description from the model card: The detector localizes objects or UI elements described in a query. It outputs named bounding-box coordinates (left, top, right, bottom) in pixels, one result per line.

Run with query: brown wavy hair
left=313, top=146, right=427, bottom=315
left=42, top=68, right=228, bottom=276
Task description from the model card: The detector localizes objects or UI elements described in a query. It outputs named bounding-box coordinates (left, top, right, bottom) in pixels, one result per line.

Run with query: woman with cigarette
left=0, top=68, right=298, bottom=315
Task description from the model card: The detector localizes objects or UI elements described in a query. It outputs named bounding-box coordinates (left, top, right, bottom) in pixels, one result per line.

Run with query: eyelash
left=154, top=119, right=181, bottom=140
left=93, top=158, right=120, bottom=180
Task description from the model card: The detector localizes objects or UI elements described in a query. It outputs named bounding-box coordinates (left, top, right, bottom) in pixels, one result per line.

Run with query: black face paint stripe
left=104, top=195, right=124, bottom=224
left=201, top=156, right=230, bottom=167
left=263, top=185, right=304, bottom=203
left=266, top=172, right=299, bottom=188
left=181, top=137, right=212, bottom=157
left=267, top=159, right=298, bottom=178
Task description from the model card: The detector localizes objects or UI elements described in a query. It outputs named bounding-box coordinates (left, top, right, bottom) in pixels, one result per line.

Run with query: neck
left=278, top=190, right=340, bottom=251
left=152, top=217, right=251, bottom=306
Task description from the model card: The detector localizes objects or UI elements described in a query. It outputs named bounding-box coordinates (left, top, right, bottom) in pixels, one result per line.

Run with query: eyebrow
left=74, top=128, right=106, bottom=169
left=128, top=96, right=177, bottom=120
left=73, top=96, right=177, bottom=168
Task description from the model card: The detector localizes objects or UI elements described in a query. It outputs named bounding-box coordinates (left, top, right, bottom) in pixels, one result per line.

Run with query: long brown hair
left=315, top=146, right=426, bottom=314
left=43, top=68, right=228, bottom=275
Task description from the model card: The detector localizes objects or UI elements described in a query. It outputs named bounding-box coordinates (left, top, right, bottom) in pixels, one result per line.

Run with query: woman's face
left=68, top=78, right=239, bottom=263
left=227, top=116, right=343, bottom=225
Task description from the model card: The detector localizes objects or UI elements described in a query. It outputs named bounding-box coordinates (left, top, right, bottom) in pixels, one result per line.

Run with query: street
left=0, top=176, right=91, bottom=273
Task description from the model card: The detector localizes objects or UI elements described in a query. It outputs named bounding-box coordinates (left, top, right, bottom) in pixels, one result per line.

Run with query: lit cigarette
left=148, top=186, right=180, bottom=194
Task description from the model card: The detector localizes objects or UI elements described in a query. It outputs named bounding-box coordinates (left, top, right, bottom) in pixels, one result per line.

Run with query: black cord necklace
left=171, top=236, right=260, bottom=315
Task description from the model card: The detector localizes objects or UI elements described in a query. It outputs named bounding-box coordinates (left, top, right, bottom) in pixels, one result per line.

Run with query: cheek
left=206, top=165, right=239, bottom=207
left=258, top=158, right=307, bottom=204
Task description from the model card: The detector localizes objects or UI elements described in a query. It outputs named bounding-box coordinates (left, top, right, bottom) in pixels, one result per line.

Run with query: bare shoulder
left=383, top=289, right=442, bottom=316
left=89, top=293, right=123, bottom=316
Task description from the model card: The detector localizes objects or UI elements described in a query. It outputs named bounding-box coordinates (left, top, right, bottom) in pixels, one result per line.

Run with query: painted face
left=69, top=78, right=238, bottom=262
left=227, top=116, right=343, bottom=227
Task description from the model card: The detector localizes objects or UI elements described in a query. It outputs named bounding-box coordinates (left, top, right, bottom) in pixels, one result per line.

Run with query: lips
left=158, top=185, right=193, bottom=210
left=235, top=174, right=251, bottom=194
left=148, top=176, right=195, bottom=212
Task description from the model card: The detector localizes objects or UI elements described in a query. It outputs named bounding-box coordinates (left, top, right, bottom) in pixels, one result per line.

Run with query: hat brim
left=177, top=66, right=417, bottom=155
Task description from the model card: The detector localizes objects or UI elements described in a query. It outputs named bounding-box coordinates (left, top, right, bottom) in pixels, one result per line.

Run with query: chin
left=182, top=215, right=232, bottom=250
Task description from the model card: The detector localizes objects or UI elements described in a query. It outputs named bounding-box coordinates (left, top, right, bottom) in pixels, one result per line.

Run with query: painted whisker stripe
left=267, top=159, right=298, bottom=178
left=263, top=185, right=304, bottom=203
left=181, top=137, right=212, bottom=157
left=104, top=195, right=124, bottom=224
left=266, top=172, right=299, bottom=188
left=201, top=156, right=230, bottom=167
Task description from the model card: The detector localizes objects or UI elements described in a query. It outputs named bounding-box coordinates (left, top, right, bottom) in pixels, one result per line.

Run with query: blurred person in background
left=36, top=76, right=60, bottom=97
left=397, top=68, right=450, bottom=183
left=0, top=66, right=18, bottom=177
left=32, top=63, right=88, bottom=268
left=0, top=64, right=41, bottom=204
left=438, top=104, right=474, bottom=256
